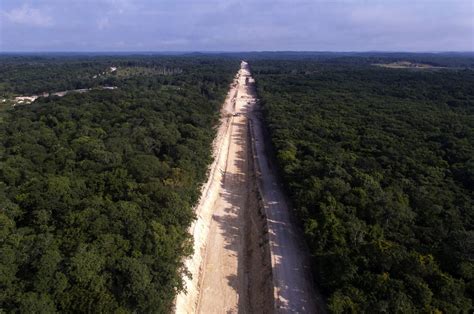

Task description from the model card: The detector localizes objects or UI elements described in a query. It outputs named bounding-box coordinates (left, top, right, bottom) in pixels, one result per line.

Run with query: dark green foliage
left=0, top=56, right=239, bottom=312
left=253, top=59, right=474, bottom=313
left=0, top=55, right=232, bottom=96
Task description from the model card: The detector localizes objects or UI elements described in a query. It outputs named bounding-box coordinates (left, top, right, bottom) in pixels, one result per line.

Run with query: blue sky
left=0, top=0, right=472, bottom=52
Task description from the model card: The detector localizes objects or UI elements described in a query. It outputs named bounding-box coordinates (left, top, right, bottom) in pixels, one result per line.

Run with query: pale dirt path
left=175, top=62, right=253, bottom=313
left=196, top=64, right=253, bottom=313
left=248, top=70, right=324, bottom=312
left=176, top=61, right=322, bottom=313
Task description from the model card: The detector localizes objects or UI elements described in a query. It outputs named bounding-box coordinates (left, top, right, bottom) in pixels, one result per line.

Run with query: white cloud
left=0, top=0, right=472, bottom=51
left=97, top=17, right=110, bottom=30
left=103, top=0, right=134, bottom=14
left=2, top=4, right=52, bottom=27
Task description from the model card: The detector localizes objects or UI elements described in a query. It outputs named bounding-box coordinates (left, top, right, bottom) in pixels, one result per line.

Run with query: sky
left=0, top=0, right=473, bottom=52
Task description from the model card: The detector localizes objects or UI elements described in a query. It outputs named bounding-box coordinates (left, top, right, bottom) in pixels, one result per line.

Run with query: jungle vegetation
left=0, top=56, right=239, bottom=312
left=252, top=58, right=474, bottom=313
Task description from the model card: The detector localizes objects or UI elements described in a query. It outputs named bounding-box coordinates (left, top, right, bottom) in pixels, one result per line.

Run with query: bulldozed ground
left=175, top=62, right=320, bottom=313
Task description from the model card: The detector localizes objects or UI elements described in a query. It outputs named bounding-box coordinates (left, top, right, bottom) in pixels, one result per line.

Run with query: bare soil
left=175, top=61, right=322, bottom=313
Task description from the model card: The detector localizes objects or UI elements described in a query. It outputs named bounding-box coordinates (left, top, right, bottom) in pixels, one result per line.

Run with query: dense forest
left=222, top=52, right=474, bottom=68
left=0, top=56, right=239, bottom=312
left=252, top=59, right=474, bottom=312
left=0, top=55, right=223, bottom=96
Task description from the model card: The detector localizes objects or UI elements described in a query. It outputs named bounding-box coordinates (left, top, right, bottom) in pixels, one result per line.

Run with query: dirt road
left=175, top=61, right=263, bottom=313
left=249, top=103, right=322, bottom=312
left=175, top=61, right=320, bottom=313
left=195, top=63, right=253, bottom=313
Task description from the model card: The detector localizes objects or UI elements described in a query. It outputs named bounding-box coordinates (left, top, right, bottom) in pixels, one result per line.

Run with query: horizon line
left=1, top=50, right=474, bottom=55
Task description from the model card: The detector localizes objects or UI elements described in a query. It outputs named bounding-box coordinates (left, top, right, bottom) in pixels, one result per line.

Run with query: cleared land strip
left=249, top=115, right=323, bottom=313
left=176, top=61, right=321, bottom=313
left=248, top=76, right=323, bottom=313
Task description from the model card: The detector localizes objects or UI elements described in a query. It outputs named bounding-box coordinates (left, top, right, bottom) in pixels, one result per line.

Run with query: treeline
left=0, top=57, right=239, bottom=312
left=0, top=55, right=228, bottom=95
left=252, top=59, right=474, bottom=312
left=219, top=52, right=474, bottom=68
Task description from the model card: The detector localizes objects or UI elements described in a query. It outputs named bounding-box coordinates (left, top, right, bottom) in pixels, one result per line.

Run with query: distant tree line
left=252, top=59, right=474, bottom=313
left=0, top=55, right=235, bottom=96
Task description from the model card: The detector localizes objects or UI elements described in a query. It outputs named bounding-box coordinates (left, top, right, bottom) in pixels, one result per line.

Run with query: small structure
left=14, top=96, right=39, bottom=104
